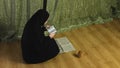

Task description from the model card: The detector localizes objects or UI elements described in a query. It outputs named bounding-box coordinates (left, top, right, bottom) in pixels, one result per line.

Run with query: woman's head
left=38, top=9, right=49, bottom=26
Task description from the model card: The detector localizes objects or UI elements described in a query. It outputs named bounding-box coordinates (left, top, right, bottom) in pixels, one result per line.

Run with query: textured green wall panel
left=46, top=0, right=117, bottom=32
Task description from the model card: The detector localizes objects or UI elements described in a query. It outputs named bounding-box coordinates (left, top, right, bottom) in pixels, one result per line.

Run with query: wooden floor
left=0, top=19, right=120, bottom=68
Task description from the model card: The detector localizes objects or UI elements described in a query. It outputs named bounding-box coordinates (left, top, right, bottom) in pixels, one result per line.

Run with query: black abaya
left=21, top=9, right=59, bottom=64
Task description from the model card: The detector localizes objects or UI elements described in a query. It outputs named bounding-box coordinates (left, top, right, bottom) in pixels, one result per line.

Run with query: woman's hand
left=49, top=33, right=56, bottom=38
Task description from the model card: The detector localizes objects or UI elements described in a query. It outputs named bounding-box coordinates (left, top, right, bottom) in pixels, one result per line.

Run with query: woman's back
left=21, top=9, right=59, bottom=64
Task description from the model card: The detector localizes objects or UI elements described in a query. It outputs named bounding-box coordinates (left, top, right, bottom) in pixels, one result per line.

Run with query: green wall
left=0, top=0, right=119, bottom=41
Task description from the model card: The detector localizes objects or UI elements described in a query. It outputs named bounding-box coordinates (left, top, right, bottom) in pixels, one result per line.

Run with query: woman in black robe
left=21, top=9, right=60, bottom=64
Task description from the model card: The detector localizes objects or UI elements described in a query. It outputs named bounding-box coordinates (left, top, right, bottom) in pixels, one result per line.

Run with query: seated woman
left=21, top=9, right=60, bottom=64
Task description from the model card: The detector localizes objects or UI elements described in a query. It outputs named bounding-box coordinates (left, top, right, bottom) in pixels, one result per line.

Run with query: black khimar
left=21, top=9, right=59, bottom=64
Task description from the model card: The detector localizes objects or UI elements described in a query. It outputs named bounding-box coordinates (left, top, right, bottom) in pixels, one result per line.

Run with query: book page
left=55, top=37, right=75, bottom=53
left=47, top=26, right=57, bottom=33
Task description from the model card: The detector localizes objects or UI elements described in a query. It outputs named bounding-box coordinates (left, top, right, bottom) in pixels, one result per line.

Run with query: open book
left=47, top=26, right=57, bottom=33
left=55, top=37, right=76, bottom=53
